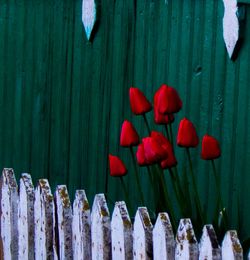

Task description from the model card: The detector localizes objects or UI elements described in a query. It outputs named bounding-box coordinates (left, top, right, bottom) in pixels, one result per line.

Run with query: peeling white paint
left=18, top=173, right=35, bottom=260
left=91, top=194, right=111, bottom=260
left=133, top=207, right=153, bottom=260
left=175, top=218, right=199, bottom=260
left=111, top=201, right=133, bottom=260
left=222, top=0, right=239, bottom=58
left=153, top=212, right=175, bottom=260
left=199, top=225, right=221, bottom=260
left=55, top=185, right=73, bottom=259
left=72, top=190, right=91, bottom=260
left=82, top=0, right=96, bottom=40
left=222, top=230, right=243, bottom=259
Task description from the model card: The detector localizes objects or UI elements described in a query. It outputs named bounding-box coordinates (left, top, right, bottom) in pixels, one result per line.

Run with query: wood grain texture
left=0, top=0, right=250, bottom=241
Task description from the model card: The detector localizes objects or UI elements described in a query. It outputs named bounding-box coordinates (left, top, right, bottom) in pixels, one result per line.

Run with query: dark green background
left=1, top=0, right=250, bottom=239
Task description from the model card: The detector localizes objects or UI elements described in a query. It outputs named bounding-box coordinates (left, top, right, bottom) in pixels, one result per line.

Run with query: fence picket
left=199, top=225, right=221, bottom=260
left=72, top=190, right=91, bottom=260
left=0, top=168, right=18, bottom=260
left=133, top=207, right=153, bottom=260
left=91, top=193, right=111, bottom=260
left=34, top=179, right=57, bottom=259
left=111, top=201, right=133, bottom=260
left=55, top=185, right=73, bottom=259
left=153, top=212, right=175, bottom=260
left=0, top=169, right=249, bottom=259
left=175, top=218, right=199, bottom=260
left=17, top=173, right=35, bottom=260
left=222, top=230, right=243, bottom=260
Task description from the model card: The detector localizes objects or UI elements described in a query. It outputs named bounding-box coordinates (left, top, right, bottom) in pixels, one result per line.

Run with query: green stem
left=211, top=159, right=228, bottom=227
left=143, top=114, right=151, bottom=135
left=120, top=177, right=132, bottom=212
left=165, top=125, right=170, bottom=140
left=158, top=168, right=177, bottom=230
left=186, top=148, right=205, bottom=223
left=130, top=147, right=145, bottom=205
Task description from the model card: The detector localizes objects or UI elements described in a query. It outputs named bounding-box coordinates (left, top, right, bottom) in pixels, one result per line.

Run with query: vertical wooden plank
left=91, top=193, right=111, bottom=260
left=153, top=212, right=175, bottom=260
left=54, top=185, right=73, bottom=259
left=111, top=201, right=133, bottom=260
left=17, top=173, right=35, bottom=260
left=199, top=225, right=221, bottom=260
left=133, top=207, right=153, bottom=260
left=34, top=179, right=57, bottom=260
left=0, top=168, right=18, bottom=260
left=222, top=230, right=243, bottom=259
left=72, top=190, right=91, bottom=260
left=175, top=218, right=199, bottom=260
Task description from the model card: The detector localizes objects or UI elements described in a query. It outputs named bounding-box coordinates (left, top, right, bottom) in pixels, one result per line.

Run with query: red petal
left=120, top=120, right=139, bottom=147
left=201, top=135, right=221, bottom=160
left=177, top=118, right=199, bottom=147
left=109, top=154, right=127, bottom=177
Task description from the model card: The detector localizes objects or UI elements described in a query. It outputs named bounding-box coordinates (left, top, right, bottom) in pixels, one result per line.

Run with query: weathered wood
left=34, top=179, right=57, bottom=259
left=222, top=0, right=239, bottom=58
left=153, top=212, right=175, bottom=260
left=55, top=185, right=73, bottom=259
left=111, top=201, right=133, bottom=260
left=72, top=190, right=91, bottom=260
left=91, top=193, right=111, bottom=260
left=199, top=225, right=221, bottom=260
left=0, top=168, right=18, bottom=260
left=175, top=218, right=199, bottom=260
left=133, top=207, right=153, bottom=260
left=82, top=0, right=96, bottom=40
left=222, top=230, right=243, bottom=259
left=17, top=173, right=35, bottom=260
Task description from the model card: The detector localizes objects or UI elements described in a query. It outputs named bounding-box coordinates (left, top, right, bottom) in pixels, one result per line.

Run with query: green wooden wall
left=1, top=0, right=250, bottom=239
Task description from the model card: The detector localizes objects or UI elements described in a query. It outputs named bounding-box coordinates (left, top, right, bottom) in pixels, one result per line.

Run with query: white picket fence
left=0, top=168, right=248, bottom=259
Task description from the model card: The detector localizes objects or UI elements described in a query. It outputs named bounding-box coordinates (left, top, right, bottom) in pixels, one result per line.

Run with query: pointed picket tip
left=111, top=201, right=133, bottom=260
left=82, top=0, right=97, bottom=41
left=34, top=179, right=57, bottom=259
left=0, top=168, right=18, bottom=260
left=153, top=212, right=175, bottom=260
left=18, top=173, right=35, bottom=260
left=55, top=185, right=73, bottom=259
left=222, top=230, right=243, bottom=259
left=72, top=190, right=91, bottom=260
left=133, top=207, right=153, bottom=260
left=222, top=0, right=239, bottom=58
left=91, top=193, right=111, bottom=260
left=175, top=218, right=199, bottom=260
left=199, top=225, right=221, bottom=260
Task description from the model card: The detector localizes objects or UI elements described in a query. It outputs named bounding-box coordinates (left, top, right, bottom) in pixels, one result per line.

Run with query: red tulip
left=142, top=137, right=167, bottom=164
left=151, top=131, right=177, bottom=169
left=154, top=84, right=182, bottom=114
left=154, top=106, right=175, bottom=125
left=136, top=143, right=150, bottom=166
left=201, top=135, right=221, bottom=160
left=177, top=118, right=199, bottom=147
left=129, top=87, right=152, bottom=115
left=109, top=154, right=127, bottom=177
left=120, top=120, right=139, bottom=147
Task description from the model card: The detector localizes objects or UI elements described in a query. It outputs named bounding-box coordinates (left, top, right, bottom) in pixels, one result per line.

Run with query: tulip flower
left=154, top=107, right=175, bottom=125
left=120, top=120, right=140, bottom=147
left=177, top=118, right=199, bottom=148
left=129, top=87, right=152, bottom=115
left=154, top=84, right=182, bottom=115
left=142, top=136, right=167, bottom=164
left=109, top=154, right=127, bottom=177
left=151, top=131, right=177, bottom=169
left=136, top=143, right=149, bottom=166
left=201, top=135, right=221, bottom=160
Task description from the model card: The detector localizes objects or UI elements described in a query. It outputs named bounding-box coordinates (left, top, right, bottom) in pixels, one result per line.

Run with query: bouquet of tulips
left=108, top=85, right=227, bottom=234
